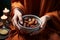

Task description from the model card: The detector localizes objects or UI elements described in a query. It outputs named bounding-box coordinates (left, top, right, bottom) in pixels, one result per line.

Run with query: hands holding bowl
left=12, top=8, right=50, bottom=35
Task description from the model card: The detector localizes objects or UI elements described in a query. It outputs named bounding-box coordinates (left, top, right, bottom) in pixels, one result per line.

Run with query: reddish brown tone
left=6, top=0, right=60, bottom=40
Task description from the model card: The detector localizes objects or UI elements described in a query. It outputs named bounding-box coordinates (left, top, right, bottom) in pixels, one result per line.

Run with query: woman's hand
left=12, top=8, right=23, bottom=30
left=40, top=15, right=50, bottom=28
left=30, top=15, right=50, bottom=35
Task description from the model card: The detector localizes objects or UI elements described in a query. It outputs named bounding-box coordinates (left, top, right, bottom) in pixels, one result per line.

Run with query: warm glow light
left=1, top=15, right=7, bottom=19
left=3, top=8, right=9, bottom=13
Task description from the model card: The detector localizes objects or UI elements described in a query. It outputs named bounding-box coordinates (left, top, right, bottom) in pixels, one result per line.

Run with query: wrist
left=14, top=8, right=21, bottom=15
left=13, top=8, right=18, bottom=14
left=45, top=11, right=58, bottom=18
left=44, top=15, right=51, bottom=21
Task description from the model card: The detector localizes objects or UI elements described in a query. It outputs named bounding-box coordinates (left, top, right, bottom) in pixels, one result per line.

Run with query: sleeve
left=11, top=2, right=24, bottom=11
left=11, top=1, right=25, bottom=16
left=45, top=0, right=60, bottom=19
left=45, top=11, right=60, bottom=31
left=45, top=11, right=59, bottom=18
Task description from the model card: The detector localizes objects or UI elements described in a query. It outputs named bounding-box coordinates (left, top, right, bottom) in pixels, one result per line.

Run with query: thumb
left=18, top=12, right=23, bottom=24
left=19, top=15, right=23, bottom=24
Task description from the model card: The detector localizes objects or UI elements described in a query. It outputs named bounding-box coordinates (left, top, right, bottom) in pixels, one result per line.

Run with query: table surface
left=5, top=25, right=60, bottom=40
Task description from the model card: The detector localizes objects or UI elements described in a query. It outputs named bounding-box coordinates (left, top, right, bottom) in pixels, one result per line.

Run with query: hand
left=40, top=15, right=50, bottom=28
left=12, top=8, right=23, bottom=30
left=30, top=15, right=50, bottom=35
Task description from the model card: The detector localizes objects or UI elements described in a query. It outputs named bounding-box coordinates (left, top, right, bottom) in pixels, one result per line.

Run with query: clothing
left=6, top=0, right=60, bottom=40
left=11, top=0, right=60, bottom=31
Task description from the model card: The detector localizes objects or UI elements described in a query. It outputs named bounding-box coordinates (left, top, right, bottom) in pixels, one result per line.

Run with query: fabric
left=11, top=0, right=60, bottom=31
left=6, top=25, right=60, bottom=40
left=6, top=0, right=60, bottom=40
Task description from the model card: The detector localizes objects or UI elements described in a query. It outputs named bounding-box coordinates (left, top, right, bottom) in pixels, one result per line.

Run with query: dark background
left=0, top=0, right=11, bottom=17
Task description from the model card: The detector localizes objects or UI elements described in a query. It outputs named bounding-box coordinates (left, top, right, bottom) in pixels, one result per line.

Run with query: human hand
left=30, top=15, right=50, bottom=35
left=12, top=8, right=23, bottom=30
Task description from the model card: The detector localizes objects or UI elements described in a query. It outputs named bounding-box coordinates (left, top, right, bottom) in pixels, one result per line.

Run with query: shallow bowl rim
left=18, top=15, right=41, bottom=30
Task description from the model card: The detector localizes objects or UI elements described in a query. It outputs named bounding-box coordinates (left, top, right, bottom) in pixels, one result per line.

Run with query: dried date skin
left=34, top=20, right=38, bottom=24
left=27, top=24, right=30, bottom=27
left=24, top=23, right=26, bottom=27
left=28, top=18, right=32, bottom=22
left=24, top=21, right=28, bottom=23
left=22, top=17, right=38, bottom=28
left=30, top=25, right=36, bottom=28
left=28, top=18, right=35, bottom=25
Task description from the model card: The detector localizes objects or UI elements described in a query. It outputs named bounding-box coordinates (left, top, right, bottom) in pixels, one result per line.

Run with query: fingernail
left=40, top=26, right=43, bottom=28
left=20, top=21, right=23, bottom=24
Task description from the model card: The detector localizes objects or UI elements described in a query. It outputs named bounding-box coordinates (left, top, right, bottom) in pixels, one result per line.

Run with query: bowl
left=0, top=28, right=10, bottom=39
left=18, top=15, right=42, bottom=34
left=0, top=29, right=9, bottom=35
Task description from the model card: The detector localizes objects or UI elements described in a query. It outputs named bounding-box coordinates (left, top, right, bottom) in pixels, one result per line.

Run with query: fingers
left=14, top=19, right=20, bottom=30
left=14, top=8, right=23, bottom=24
left=40, top=22, right=46, bottom=29
left=12, top=15, right=20, bottom=30
left=12, top=18, right=15, bottom=26
left=39, top=16, right=47, bottom=28
left=18, top=13, right=23, bottom=24
left=40, top=19, right=46, bottom=28
left=12, top=8, right=23, bottom=30
left=12, top=15, right=17, bottom=26
left=30, top=16, right=47, bottom=36
left=12, top=18, right=20, bottom=30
